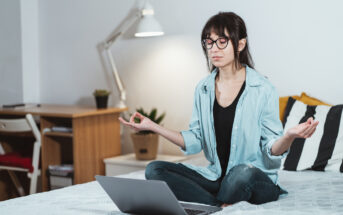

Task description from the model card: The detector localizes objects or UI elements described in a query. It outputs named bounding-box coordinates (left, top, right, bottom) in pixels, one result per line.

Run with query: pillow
left=279, top=93, right=331, bottom=123
left=279, top=95, right=301, bottom=123
left=282, top=97, right=343, bottom=172
left=299, top=92, right=331, bottom=106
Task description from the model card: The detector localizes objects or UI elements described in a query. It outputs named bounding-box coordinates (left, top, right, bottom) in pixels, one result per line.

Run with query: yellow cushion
left=299, top=92, right=331, bottom=106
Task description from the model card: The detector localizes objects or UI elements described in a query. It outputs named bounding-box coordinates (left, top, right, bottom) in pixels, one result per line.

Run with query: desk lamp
left=103, top=1, right=164, bottom=109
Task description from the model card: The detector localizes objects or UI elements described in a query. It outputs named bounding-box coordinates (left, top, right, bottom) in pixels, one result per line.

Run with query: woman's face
left=206, top=29, right=235, bottom=69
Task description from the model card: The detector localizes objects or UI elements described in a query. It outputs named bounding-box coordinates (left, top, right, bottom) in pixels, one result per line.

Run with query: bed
left=0, top=156, right=342, bottom=215
left=2, top=93, right=343, bottom=214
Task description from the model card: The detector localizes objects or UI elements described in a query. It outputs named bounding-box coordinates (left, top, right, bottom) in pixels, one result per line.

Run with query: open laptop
left=95, top=175, right=222, bottom=215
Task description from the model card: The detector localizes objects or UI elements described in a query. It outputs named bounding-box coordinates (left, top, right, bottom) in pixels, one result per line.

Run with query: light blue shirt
left=180, top=65, right=289, bottom=193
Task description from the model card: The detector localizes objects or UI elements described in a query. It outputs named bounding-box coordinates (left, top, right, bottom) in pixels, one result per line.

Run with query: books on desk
left=43, top=126, right=73, bottom=133
left=1, top=103, right=41, bottom=109
left=51, top=126, right=72, bottom=133
left=2, top=103, right=25, bottom=108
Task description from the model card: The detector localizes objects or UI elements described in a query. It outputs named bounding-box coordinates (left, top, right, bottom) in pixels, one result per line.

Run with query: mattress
left=1, top=157, right=342, bottom=215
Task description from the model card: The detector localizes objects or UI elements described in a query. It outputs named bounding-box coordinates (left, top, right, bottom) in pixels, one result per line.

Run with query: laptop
left=95, top=175, right=222, bottom=215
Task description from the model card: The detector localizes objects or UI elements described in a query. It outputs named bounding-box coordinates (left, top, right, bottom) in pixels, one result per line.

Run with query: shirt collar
left=202, top=65, right=262, bottom=94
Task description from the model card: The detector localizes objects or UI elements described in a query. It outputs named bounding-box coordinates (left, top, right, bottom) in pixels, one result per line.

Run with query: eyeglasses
left=202, top=37, right=230, bottom=50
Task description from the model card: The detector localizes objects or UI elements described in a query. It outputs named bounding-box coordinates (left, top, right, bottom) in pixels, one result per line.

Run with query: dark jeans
left=145, top=161, right=281, bottom=207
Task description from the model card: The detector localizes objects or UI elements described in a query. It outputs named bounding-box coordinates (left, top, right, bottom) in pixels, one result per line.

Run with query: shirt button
left=232, top=145, right=236, bottom=148
left=235, top=126, right=238, bottom=129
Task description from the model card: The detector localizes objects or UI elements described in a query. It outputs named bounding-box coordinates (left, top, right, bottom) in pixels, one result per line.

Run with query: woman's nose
left=210, top=43, right=220, bottom=52
left=209, top=48, right=219, bottom=56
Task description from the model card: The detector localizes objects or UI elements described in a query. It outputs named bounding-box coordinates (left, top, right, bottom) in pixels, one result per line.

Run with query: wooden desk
left=0, top=104, right=127, bottom=191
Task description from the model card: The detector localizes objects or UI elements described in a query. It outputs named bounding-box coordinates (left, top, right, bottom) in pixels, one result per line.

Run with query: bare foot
left=221, top=203, right=232, bottom=208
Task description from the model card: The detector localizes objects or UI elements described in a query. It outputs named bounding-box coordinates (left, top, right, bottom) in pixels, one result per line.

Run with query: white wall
left=2, top=0, right=343, bottom=155
left=37, top=0, right=343, bottom=155
left=0, top=0, right=40, bottom=105
left=0, top=0, right=23, bottom=104
left=21, top=0, right=40, bottom=104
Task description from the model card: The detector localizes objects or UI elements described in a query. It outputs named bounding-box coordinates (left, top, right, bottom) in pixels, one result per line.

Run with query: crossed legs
left=145, top=161, right=280, bottom=206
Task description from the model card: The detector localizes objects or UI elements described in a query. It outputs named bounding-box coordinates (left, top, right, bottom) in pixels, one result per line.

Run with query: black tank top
left=213, top=81, right=246, bottom=178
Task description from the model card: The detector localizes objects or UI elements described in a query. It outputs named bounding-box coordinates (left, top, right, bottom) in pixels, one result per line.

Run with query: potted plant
left=130, top=107, right=166, bottom=160
left=93, top=89, right=111, bottom=109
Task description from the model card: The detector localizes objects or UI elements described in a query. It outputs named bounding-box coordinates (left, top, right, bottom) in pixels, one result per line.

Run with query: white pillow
left=282, top=97, right=343, bottom=172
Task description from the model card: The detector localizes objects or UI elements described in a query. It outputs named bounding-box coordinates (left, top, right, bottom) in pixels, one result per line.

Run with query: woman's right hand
left=120, top=112, right=185, bottom=149
left=118, top=112, right=155, bottom=133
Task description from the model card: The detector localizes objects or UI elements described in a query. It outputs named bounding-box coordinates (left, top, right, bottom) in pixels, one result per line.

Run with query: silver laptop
left=95, top=175, right=222, bottom=215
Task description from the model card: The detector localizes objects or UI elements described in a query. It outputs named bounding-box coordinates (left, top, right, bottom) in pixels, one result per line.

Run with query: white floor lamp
left=103, top=1, right=164, bottom=110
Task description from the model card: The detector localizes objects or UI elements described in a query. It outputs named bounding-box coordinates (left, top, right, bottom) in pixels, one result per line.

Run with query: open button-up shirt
left=180, top=65, right=288, bottom=193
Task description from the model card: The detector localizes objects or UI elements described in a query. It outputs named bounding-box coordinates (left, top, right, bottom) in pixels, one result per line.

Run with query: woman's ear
left=238, top=38, right=247, bottom=52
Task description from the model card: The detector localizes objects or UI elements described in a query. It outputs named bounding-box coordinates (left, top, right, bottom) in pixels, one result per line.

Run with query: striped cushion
left=282, top=97, right=343, bottom=172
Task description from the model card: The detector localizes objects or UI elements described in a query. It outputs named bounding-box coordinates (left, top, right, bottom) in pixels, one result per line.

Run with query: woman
left=119, top=12, right=319, bottom=207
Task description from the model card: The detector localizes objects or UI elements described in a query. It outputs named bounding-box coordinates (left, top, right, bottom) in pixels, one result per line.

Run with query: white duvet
left=1, top=157, right=342, bottom=215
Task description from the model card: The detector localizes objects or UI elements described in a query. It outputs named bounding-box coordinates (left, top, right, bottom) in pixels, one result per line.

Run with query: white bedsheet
left=1, top=158, right=343, bottom=215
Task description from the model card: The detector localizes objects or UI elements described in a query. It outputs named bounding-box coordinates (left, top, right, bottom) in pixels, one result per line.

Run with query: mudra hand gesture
left=118, top=112, right=154, bottom=132
left=286, top=117, right=319, bottom=139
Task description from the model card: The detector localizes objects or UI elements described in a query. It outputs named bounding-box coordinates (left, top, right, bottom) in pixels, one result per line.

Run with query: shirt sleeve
left=180, top=87, right=203, bottom=155
left=260, top=87, right=289, bottom=162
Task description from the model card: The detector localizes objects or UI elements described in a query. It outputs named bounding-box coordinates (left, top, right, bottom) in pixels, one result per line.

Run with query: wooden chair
left=0, top=114, right=41, bottom=196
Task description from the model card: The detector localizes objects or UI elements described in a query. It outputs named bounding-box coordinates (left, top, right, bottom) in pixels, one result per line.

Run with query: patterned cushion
left=282, top=97, right=343, bottom=172
left=279, top=93, right=330, bottom=123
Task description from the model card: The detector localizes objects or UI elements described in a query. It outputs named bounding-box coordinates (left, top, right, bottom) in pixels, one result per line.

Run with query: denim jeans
left=145, top=161, right=281, bottom=207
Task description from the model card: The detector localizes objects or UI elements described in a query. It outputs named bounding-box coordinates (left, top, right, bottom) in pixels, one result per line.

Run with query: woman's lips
left=212, top=56, right=222, bottom=60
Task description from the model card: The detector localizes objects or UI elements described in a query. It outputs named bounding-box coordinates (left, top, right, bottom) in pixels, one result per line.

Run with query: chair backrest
left=0, top=114, right=41, bottom=142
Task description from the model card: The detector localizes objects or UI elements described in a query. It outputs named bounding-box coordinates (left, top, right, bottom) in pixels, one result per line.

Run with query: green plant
left=93, top=89, right=111, bottom=97
left=131, top=107, right=166, bottom=135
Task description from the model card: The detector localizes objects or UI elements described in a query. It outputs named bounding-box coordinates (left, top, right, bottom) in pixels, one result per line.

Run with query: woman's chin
left=212, top=63, right=223, bottom=68
left=212, top=61, right=235, bottom=69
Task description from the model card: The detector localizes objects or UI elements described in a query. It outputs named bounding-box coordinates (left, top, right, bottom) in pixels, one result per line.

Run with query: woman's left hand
left=285, top=117, right=319, bottom=139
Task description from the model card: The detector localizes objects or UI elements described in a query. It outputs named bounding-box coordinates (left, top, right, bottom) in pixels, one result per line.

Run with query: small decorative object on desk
left=48, top=164, right=73, bottom=190
left=51, top=126, right=73, bottom=133
left=130, top=107, right=166, bottom=160
left=93, top=89, right=111, bottom=109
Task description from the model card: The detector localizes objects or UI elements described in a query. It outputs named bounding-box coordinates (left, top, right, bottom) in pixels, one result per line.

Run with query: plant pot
left=95, top=96, right=109, bottom=109
left=130, top=133, right=159, bottom=160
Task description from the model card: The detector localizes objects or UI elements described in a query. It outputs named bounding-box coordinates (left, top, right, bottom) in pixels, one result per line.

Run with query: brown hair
left=201, top=12, right=254, bottom=72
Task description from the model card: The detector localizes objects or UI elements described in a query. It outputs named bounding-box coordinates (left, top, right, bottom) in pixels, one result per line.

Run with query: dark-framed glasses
left=202, top=37, right=229, bottom=50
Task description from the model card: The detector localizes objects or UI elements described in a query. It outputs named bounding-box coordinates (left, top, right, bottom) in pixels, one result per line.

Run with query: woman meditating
left=119, top=12, right=319, bottom=208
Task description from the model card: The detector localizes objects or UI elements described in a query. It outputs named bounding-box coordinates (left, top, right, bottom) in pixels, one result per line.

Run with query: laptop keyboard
left=184, top=208, right=206, bottom=215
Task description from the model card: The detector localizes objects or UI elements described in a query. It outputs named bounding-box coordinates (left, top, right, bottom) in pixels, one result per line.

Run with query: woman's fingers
left=300, top=120, right=319, bottom=138
left=135, top=112, right=145, bottom=119
left=119, top=117, right=140, bottom=130
left=304, top=128, right=316, bottom=138
left=119, top=117, right=136, bottom=127
left=303, top=124, right=316, bottom=138
left=308, top=117, right=313, bottom=126
left=297, top=122, right=311, bottom=133
left=307, top=127, right=317, bottom=138
left=119, top=117, right=131, bottom=126
left=130, top=113, right=136, bottom=123
left=304, top=121, right=319, bottom=138
left=294, top=119, right=312, bottom=137
left=288, top=118, right=319, bottom=139
left=118, top=117, right=126, bottom=123
left=305, top=127, right=316, bottom=138
left=129, top=112, right=145, bottom=123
